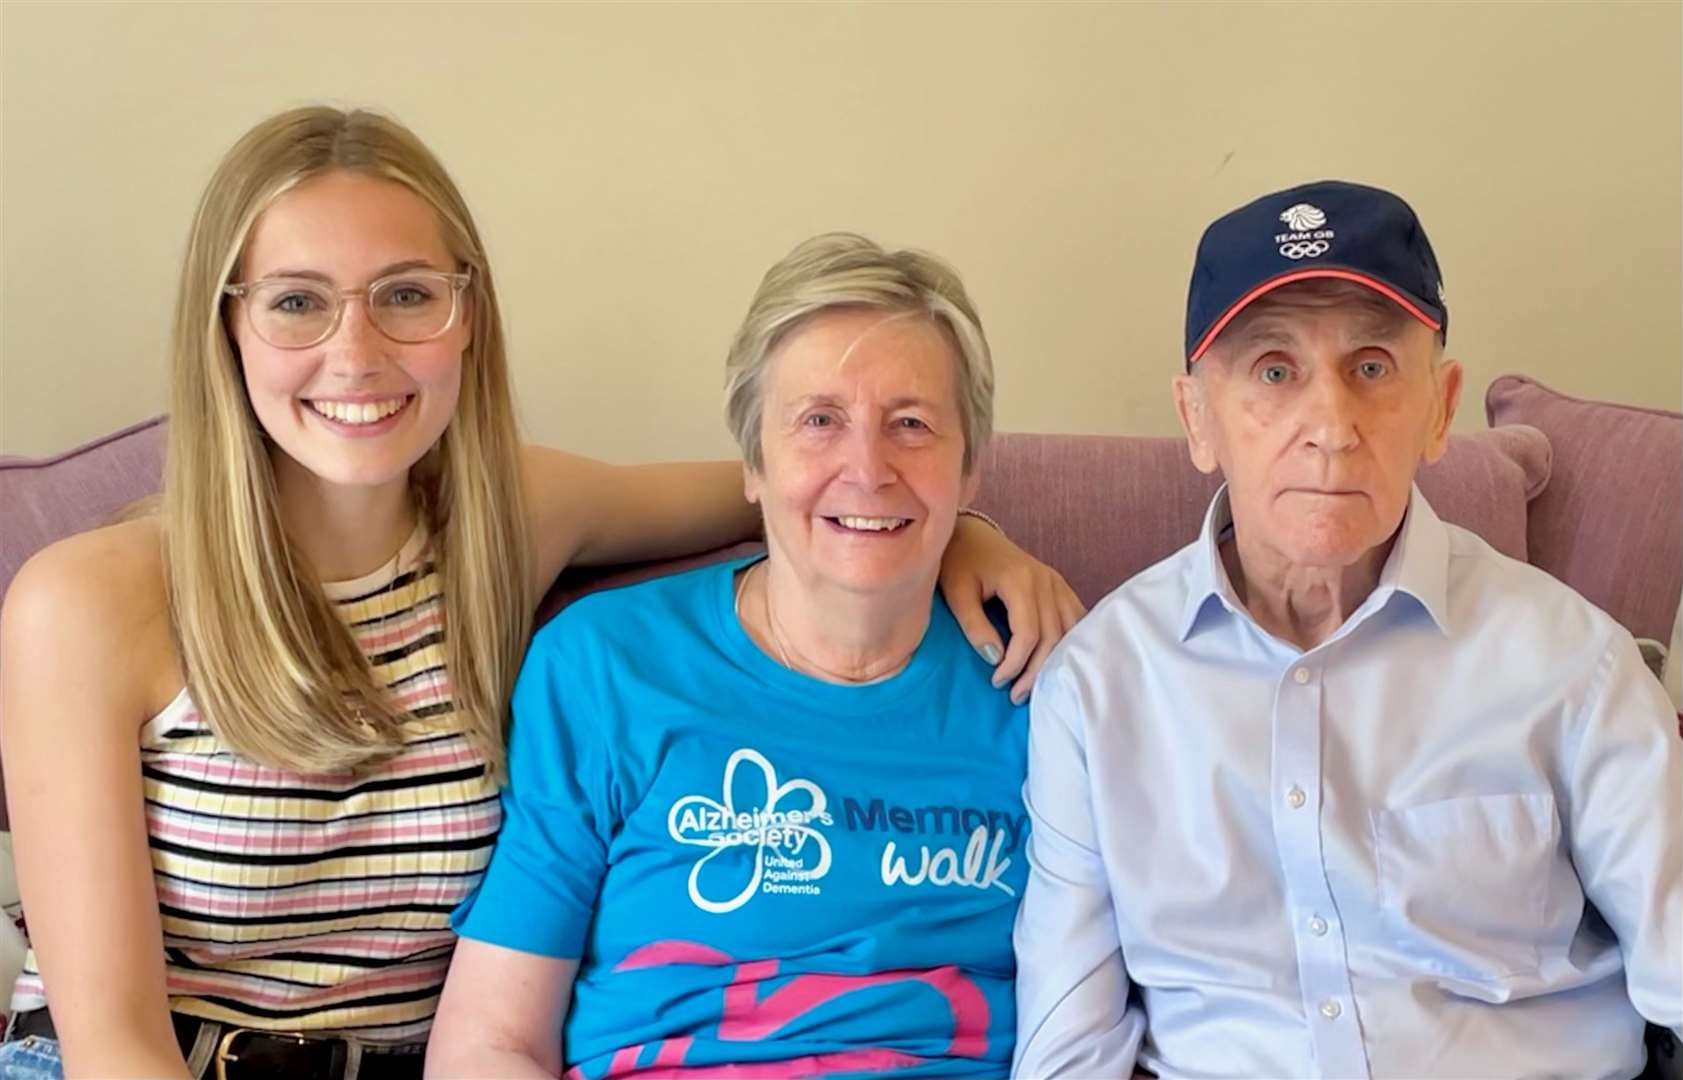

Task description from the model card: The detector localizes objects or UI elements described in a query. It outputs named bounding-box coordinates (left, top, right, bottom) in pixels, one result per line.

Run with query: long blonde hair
left=164, top=106, right=529, bottom=777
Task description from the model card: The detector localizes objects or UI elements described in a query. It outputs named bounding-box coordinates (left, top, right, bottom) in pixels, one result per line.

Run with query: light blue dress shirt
left=1013, top=486, right=1682, bottom=1080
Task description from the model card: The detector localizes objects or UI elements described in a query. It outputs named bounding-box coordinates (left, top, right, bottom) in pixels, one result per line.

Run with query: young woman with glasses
left=0, top=106, right=1081, bottom=1080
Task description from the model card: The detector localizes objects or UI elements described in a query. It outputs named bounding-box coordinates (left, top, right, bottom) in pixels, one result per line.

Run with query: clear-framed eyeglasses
left=223, top=268, right=472, bottom=349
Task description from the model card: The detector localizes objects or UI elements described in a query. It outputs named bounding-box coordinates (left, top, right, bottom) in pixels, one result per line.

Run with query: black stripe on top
left=150, top=833, right=496, bottom=867
left=334, top=567, right=427, bottom=606
left=140, top=763, right=487, bottom=802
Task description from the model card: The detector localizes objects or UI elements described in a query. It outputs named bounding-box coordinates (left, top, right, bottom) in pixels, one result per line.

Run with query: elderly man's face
left=1173, top=282, right=1463, bottom=571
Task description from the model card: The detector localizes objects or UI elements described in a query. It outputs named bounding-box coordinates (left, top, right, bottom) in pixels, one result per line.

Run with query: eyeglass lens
left=245, top=274, right=458, bottom=348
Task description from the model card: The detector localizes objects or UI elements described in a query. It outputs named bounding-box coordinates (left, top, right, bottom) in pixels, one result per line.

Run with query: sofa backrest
left=0, top=419, right=1561, bottom=631
left=535, top=425, right=1553, bottom=620
left=965, top=426, right=1551, bottom=612
left=1487, top=375, right=1683, bottom=645
left=0, top=417, right=168, bottom=604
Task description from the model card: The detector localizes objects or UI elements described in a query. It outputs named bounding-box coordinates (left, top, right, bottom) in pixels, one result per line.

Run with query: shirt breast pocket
left=1371, top=792, right=1559, bottom=986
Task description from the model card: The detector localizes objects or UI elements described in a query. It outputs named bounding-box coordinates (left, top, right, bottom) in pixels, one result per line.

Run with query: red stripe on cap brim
left=1188, top=268, right=1444, bottom=365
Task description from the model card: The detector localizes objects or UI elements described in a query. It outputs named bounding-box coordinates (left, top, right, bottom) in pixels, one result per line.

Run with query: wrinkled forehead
left=770, top=306, right=959, bottom=390
left=1214, top=278, right=1425, bottom=356
left=826, top=309, right=928, bottom=373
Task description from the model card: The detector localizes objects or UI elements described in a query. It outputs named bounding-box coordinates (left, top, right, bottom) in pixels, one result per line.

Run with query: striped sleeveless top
left=10, top=527, right=502, bottom=1043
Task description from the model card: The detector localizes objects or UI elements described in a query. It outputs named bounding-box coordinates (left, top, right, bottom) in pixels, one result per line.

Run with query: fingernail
left=981, top=643, right=1003, bottom=665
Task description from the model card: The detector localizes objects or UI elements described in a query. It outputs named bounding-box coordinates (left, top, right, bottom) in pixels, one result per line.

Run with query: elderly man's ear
left=1422, top=356, right=1465, bottom=465
left=1172, top=373, right=1222, bottom=476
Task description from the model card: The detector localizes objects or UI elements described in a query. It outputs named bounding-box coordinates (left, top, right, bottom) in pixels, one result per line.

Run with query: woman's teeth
left=834, top=516, right=909, bottom=532
left=308, top=397, right=408, bottom=425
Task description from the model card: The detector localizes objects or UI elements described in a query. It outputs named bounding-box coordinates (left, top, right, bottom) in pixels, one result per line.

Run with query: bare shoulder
left=2, top=516, right=177, bottom=727
left=5, top=516, right=167, bottom=627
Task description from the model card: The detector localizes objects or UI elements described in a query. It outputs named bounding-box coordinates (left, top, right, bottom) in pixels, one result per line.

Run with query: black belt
left=6, top=1008, right=424, bottom=1080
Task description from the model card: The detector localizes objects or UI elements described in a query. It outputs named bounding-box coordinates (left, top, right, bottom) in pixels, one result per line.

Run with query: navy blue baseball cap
left=1184, top=179, right=1447, bottom=367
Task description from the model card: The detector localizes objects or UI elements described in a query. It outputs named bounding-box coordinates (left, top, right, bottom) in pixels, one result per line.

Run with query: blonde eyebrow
left=256, top=258, right=444, bottom=283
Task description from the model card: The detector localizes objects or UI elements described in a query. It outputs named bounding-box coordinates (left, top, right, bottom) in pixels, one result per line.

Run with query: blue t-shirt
left=453, top=557, right=1029, bottom=1078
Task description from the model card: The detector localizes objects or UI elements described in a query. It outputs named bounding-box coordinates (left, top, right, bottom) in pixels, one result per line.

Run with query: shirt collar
left=1178, top=483, right=1452, bottom=643
left=1366, top=484, right=1452, bottom=634
left=1178, top=485, right=1245, bottom=640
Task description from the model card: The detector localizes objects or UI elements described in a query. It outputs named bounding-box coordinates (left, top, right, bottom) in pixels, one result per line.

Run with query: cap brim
left=1187, top=268, right=1444, bottom=366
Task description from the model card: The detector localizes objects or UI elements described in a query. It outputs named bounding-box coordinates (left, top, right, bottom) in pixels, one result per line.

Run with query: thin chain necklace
left=732, top=561, right=909, bottom=685
left=734, top=561, right=794, bottom=670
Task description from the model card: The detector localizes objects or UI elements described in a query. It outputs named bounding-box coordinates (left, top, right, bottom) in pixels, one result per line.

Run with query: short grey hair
left=724, top=232, right=994, bottom=473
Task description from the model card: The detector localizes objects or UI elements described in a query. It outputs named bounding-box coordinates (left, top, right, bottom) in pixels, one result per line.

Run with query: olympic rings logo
left=1278, top=240, right=1329, bottom=260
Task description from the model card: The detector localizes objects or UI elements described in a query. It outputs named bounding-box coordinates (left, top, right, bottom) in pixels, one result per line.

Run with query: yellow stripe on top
left=10, top=527, right=501, bottom=1044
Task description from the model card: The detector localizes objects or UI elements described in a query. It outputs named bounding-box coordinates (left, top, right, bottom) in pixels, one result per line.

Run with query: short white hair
left=724, top=232, right=994, bottom=472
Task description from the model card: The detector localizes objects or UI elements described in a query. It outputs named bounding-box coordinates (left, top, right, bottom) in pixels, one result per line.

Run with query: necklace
left=732, top=561, right=910, bottom=684
left=734, top=561, right=793, bottom=670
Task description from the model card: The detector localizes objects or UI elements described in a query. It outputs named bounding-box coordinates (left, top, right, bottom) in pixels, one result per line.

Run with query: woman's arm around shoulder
left=425, top=937, right=578, bottom=1078
left=0, top=520, right=192, bottom=1078
left=521, top=447, right=758, bottom=597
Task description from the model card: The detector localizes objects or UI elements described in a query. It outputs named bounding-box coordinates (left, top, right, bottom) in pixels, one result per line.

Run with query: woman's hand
left=939, top=515, right=1085, bottom=704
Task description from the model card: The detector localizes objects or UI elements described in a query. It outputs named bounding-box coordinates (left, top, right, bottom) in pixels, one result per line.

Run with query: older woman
left=427, top=234, right=1038, bottom=1078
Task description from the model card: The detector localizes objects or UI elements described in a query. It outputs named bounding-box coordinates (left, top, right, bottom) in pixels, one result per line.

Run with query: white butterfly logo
left=667, top=748, right=832, bottom=914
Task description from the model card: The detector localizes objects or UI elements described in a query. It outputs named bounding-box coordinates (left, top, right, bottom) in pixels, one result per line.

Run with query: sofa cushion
left=0, top=416, right=167, bottom=608
left=969, top=427, right=1552, bottom=610
left=1487, top=375, right=1682, bottom=643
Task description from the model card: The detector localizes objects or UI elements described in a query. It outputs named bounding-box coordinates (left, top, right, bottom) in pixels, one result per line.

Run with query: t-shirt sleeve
left=451, top=620, right=616, bottom=958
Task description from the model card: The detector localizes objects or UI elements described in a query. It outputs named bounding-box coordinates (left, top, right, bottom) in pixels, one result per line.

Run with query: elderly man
left=1012, top=180, right=1682, bottom=1079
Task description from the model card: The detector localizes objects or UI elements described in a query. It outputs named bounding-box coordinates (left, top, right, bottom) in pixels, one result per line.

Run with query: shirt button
left=1319, top=998, right=1342, bottom=1020
left=1307, top=915, right=1329, bottom=936
left=1292, top=666, right=1311, bottom=684
left=1286, top=785, right=1307, bottom=809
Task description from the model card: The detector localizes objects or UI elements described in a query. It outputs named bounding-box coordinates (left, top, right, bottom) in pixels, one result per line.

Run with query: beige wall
left=2, top=1, right=1678, bottom=462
